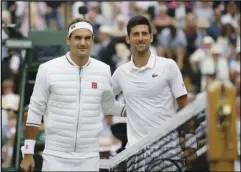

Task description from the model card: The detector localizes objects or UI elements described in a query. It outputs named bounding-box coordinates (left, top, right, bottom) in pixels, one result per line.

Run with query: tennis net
left=100, top=92, right=208, bottom=171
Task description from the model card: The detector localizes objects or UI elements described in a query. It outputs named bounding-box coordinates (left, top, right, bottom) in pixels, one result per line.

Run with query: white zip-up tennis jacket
left=26, top=53, right=125, bottom=156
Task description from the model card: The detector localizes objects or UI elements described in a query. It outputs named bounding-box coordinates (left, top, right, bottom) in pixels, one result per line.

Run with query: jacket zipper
left=74, top=68, right=81, bottom=151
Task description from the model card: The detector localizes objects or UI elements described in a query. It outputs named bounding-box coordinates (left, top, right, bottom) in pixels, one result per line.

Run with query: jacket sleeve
left=101, top=66, right=126, bottom=117
left=26, top=64, right=49, bottom=127
left=101, top=85, right=126, bottom=117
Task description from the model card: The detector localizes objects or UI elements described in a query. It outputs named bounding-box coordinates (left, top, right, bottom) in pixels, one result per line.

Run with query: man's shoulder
left=115, top=62, right=132, bottom=73
left=155, top=55, right=174, bottom=66
left=90, top=58, right=110, bottom=68
left=40, top=55, right=66, bottom=68
left=41, top=55, right=65, bottom=65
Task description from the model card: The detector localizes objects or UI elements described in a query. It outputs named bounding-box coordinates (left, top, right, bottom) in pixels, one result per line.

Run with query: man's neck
left=132, top=50, right=151, bottom=68
left=70, top=52, right=89, bottom=67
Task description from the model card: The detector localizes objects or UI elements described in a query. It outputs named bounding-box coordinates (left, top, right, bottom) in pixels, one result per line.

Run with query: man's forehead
left=71, top=29, right=93, bottom=37
left=131, top=25, right=149, bottom=32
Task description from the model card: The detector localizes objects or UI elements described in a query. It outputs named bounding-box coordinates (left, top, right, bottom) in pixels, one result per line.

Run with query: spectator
left=229, top=50, right=240, bottom=82
left=2, top=110, right=9, bottom=147
left=221, top=2, right=239, bottom=29
left=112, top=43, right=130, bottom=70
left=183, top=13, right=198, bottom=55
left=200, top=44, right=230, bottom=91
left=86, top=2, right=110, bottom=38
left=200, top=44, right=230, bottom=90
left=115, top=1, right=130, bottom=20
left=193, top=1, right=214, bottom=25
left=153, top=2, right=173, bottom=35
left=111, top=14, right=127, bottom=38
left=87, top=2, right=110, bottom=26
left=127, top=2, right=141, bottom=18
left=45, top=1, right=64, bottom=30
left=216, top=24, right=236, bottom=57
left=2, top=77, right=20, bottom=112
left=97, top=25, right=116, bottom=74
left=2, top=10, right=12, bottom=61
left=141, top=2, right=159, bottom=20
left=2, top=10, right=12, bottom=26
left=207, top=7, right=223, bottom=40
left=195, top=18, right=210, bottom=49
left=14, top=2, right=29, bottom=37
left=71, top=1, right=86, bottom=19
left=227, top=34, right=238, bottom=62
left=2, top=47, right=23, bottom=86
left=189, top=36, right=214, bottom=74
left=29, top=2, right=48, bottom=31
left=2, top=111, right=17, bottom=168
left=168, top=2, right=192, bottom=29
left=157, top=20, right=187, bottom=69
left=6, top=1, right=17, bottom=24
left=14, top=2, right=48, bottom=36
left=100, top=2, right=121, bottom=24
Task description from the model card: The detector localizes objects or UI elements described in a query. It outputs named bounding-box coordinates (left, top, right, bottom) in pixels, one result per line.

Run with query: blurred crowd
left=1, top=1, right=240, bottom=168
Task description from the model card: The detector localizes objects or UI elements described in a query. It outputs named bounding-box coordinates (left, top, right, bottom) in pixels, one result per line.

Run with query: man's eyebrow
left=132, top=31, right=149, bottom=34
left=73, top=35, right=92, bottom=38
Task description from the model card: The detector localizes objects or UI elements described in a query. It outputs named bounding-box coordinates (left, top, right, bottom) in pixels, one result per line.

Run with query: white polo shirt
left=111, top=53, right=187, bottom=147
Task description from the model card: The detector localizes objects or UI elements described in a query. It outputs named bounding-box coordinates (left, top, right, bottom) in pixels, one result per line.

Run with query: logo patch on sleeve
left=71, top=25, right=76, bottom=29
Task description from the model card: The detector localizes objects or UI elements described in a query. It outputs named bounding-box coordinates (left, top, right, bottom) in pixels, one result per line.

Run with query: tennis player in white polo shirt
left=111, top=15, right=188, bottom=170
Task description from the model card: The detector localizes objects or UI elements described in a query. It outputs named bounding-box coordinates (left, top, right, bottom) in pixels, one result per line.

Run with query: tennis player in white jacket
left=20, top=18, right=126, bottom=171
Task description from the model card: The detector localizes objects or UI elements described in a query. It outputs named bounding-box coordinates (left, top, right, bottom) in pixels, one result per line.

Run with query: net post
left=207, top=81, right=238, bottom=171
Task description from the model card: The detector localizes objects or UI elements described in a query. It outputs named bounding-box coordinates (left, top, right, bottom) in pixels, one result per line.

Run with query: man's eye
left=142, top=32, right=148, bottom=36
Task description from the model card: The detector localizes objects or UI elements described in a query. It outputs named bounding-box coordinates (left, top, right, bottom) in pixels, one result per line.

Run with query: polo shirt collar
left=130, top=52, right=156, bottom=70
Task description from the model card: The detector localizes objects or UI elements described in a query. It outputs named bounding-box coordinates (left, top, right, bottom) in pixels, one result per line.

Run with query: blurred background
left=1, top=1, right=240, bottom=171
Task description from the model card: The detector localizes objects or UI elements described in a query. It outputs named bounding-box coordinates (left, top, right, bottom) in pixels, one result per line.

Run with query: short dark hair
left=67, top=17, right=93, bottom=38
left=126, top=15, right=152, bottom=36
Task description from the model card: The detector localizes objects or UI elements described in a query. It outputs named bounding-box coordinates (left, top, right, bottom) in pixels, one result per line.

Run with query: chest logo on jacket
left=92, top=82, right=98, bottom=89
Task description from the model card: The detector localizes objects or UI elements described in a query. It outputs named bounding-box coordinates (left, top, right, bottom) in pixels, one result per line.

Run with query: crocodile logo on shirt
left=152, top=74, right=158, bottom=77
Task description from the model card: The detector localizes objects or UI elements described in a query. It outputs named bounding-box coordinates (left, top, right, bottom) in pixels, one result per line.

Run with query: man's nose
left=138, top=34, right=143, bottom=41
left=80, top=38, right=86, bottom=45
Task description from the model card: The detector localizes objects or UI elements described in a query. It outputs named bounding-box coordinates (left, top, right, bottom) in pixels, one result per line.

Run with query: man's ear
left=125, top=35, right=130, bottom=45
left=150, top=33, right=153, bottom=43
left=66, top=35, right=70, bottom=46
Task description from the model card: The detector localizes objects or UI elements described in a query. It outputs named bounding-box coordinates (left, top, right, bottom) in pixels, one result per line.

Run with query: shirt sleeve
left=26, top=64, right=49, bottom=127
left=111, top=67, right=122, bottom=96
left=167, top=59, right=188, bottom=98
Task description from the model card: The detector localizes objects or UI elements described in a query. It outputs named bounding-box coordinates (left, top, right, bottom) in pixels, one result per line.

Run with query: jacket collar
left=65, top=51, right=91, bottom=67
